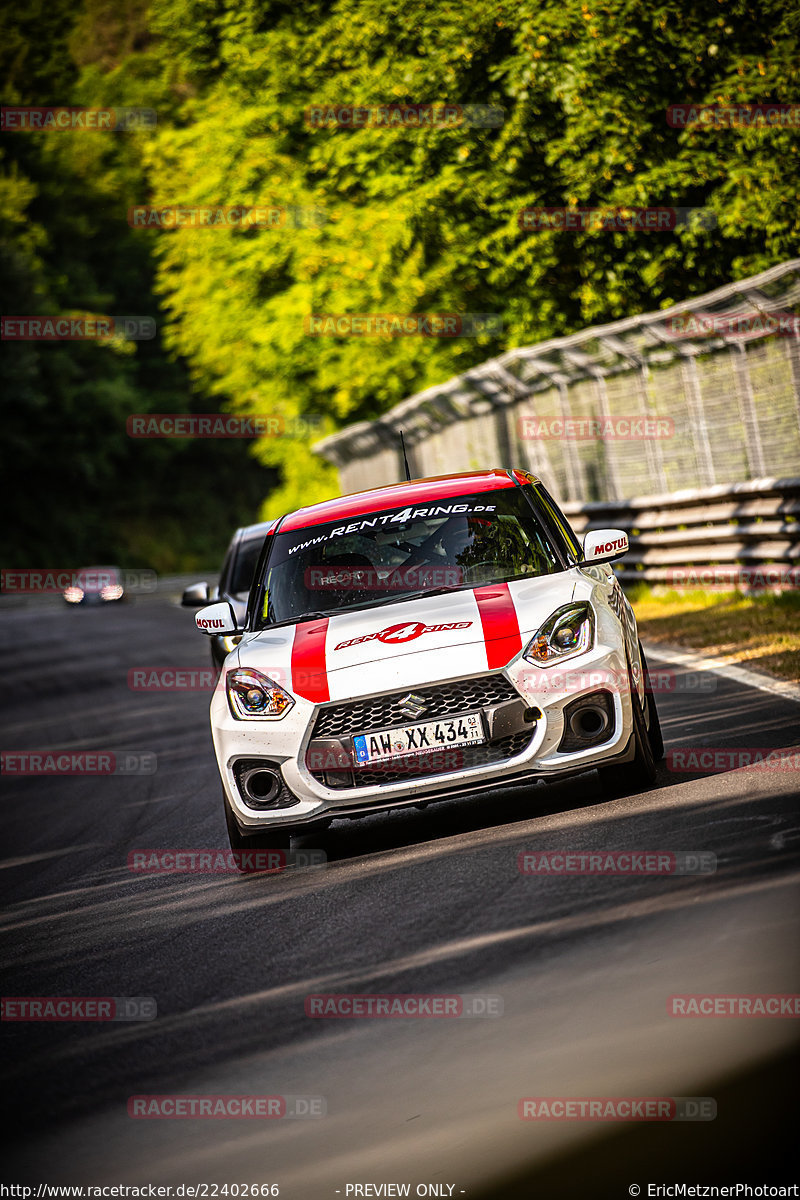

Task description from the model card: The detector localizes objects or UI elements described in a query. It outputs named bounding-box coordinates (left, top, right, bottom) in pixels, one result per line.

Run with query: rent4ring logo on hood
left=334, top=620, right=473, bottom=652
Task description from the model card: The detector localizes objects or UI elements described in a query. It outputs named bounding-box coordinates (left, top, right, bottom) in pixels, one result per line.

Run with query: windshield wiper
left=336, top=586, right=466, bottom=610
left=259, top=584, right=476, bottom=629
left=259, top=610, right=334, bottom=630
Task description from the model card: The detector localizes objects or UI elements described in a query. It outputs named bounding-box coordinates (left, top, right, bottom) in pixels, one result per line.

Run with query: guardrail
left=568, top=476, right=800, bottom=587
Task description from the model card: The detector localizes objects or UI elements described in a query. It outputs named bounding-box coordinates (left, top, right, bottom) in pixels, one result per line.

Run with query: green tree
left=1, top=0, right=274, bottom=570
left=139, top=0, right=799, bottom=513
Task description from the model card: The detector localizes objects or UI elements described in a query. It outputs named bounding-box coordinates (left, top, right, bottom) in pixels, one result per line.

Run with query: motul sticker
left=334, top=620, right=472, bottom=652
left=595, top=537, right=627, bottom=554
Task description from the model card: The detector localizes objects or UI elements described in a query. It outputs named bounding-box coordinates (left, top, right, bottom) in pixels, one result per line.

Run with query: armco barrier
left=563, top=476, right=799, bottom=586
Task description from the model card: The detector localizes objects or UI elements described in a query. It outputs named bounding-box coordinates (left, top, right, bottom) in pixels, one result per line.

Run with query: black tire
left=598, top=661, right=657, bottom=796
left=223, top=793, right=293, bottom=863
left=639, top=641, right=665, bottom=762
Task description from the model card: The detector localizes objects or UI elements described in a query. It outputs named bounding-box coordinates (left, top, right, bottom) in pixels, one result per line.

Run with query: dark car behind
left=182, top=521, right=274, bottom=670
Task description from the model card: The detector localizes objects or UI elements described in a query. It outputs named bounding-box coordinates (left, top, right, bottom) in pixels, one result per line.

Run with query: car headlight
left=226, top=668, right=294, bottom=720
left=100, top=584, right=123, bottom=600
left=523, top=602, right=595, bottom=667
left=64, top=587, right=84, bottom=603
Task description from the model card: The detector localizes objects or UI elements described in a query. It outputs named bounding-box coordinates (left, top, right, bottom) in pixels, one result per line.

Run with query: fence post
left=635, top=363, right=667, bottom=493
left=785, top=335, right=800, bottom=445
left=558, top=380, right=585, bottom=501
left=680, top=355, right=716, bottom=487
left=730, top=344, right=766, bottom=479
left=591, top=372, right=622, bottom=500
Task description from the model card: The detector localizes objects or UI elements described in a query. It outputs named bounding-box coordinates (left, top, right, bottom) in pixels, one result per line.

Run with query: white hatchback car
left=195, top=469, right=663, bottom=855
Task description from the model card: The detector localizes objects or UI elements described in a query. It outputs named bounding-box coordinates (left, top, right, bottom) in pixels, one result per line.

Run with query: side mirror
left=195, top=601, right=240, bottom=636
left=583, top=528, right=630, bottom=564
left=182, top=581, right=209, bottom=607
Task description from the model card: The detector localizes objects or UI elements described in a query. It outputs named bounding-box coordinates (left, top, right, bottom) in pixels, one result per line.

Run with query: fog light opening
left=569, top=705, right=610, bottom=740
left=241, top=767, right=282, bottom=806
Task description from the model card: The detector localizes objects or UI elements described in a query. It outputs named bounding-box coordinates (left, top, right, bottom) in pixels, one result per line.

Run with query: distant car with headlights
left=63, top=566, right=125, bottom=605
left=194, top=469, right=664, bottom=857
left=182, top=521, right=274, bottom=671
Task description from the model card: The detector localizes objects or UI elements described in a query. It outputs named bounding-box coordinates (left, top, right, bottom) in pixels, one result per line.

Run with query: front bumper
left=211, top=640, right=636, bottom=835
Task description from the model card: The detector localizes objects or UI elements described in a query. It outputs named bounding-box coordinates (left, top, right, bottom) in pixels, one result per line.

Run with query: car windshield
left=253, top=488, right=562, bottom=628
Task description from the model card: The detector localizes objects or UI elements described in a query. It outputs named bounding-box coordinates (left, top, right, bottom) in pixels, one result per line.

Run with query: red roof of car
left=278, top=469, right=527, bottom=532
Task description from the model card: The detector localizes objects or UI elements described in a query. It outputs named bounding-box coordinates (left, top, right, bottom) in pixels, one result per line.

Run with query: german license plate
left=353, top=712, right=484, bottom=765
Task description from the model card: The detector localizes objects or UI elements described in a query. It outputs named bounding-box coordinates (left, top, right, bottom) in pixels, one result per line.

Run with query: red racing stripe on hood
left=473, top=583, right=522, bottom=669
left=291, top=618, right=330, bottom=703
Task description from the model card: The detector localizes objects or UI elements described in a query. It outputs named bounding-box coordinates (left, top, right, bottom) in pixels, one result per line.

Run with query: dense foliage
left=3, top=0, right=797, bottom=560
left=0, top=0, right=273, bottom=570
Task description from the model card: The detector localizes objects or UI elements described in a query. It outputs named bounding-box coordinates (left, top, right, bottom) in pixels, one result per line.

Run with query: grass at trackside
left=627, top=585, right=800, bottom=684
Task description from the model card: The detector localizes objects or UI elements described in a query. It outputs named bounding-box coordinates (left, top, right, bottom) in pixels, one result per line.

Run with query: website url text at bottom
left=0, top=1188, right=281, bottom=1198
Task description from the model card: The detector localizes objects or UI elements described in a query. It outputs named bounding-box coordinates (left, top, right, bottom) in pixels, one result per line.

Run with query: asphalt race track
left=2, top=595, right=799, bottom=1196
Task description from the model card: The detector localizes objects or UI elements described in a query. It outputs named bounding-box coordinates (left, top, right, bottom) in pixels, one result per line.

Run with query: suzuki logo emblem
left=398, top=693, right=427, bottom=718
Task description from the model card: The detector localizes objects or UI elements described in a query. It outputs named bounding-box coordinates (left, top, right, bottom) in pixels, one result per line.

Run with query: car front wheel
left=639, top=641, right=665, bottom=762
left=223, top=793, right=293, bottom=862
left=598, top=663, right=657, bottom=796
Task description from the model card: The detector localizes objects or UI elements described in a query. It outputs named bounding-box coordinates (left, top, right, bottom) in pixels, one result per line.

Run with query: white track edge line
left=642, top=639, right=800, bottom=705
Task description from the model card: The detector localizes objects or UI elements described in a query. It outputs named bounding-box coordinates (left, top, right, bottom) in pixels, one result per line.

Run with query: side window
left=230, top=539, right=265, bottom=601
left=217, top=541, right=237, bottom=598
left=532, top=483, right=583, bottom=563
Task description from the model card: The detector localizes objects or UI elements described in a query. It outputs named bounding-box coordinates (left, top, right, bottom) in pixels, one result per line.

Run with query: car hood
left=237, top=571, right=592, bottom=703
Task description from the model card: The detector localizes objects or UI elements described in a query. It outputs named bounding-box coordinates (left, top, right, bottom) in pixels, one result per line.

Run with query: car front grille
left=347, top=730, right=533, bottom=788
left=308, top=673, right=533, bottom=789
left=311, top=673, right=519, bottom=739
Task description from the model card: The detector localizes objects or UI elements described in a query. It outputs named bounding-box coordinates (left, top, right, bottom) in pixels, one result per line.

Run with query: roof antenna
left=399, top=429, right=412, bottom=482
